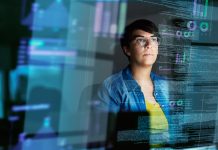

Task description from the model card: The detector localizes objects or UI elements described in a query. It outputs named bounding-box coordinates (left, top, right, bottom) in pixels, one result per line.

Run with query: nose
left=145, top=40, right=152, bottom=49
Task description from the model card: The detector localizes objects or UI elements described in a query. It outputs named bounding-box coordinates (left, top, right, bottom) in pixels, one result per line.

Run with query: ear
left=123, top=46, right=131, bottom=56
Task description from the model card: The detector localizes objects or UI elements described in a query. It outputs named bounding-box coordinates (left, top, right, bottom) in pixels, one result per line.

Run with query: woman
left=96, top=19, right=170, bottom=146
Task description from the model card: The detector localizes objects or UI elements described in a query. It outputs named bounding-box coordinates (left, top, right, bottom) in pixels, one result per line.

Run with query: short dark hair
left=120, top=19, right=159, bottom=59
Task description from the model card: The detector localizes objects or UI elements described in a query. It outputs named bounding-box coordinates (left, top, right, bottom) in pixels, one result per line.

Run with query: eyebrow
left=132, top=35, right=156, bottom=39
left=132, top=35, right=144, bottom=39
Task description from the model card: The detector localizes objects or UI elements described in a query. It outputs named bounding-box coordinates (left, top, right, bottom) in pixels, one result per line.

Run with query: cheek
left=152, top=47, right=158, bottom=55
left=133, top=46, right=144, bottom=53
left=129, top=46, right=142, bottom=56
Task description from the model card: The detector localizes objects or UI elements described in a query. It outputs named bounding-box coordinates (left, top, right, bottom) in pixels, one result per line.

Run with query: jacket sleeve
left=93, top=81, right=120, bottom=113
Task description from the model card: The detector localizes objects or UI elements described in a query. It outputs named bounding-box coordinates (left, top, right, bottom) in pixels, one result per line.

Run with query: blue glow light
left=12, top=104, right=50, bottom=112
left=30, top=40, right=45, bottom=47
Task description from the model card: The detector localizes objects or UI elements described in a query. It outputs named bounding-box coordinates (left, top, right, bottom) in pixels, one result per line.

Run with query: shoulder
left=96, top=70, right=126, bottom=112
left=152, top=72, right=169, bottom=96
left=102, top=70, right=124, bottom=89
left=152, top=72, right=169, bottom=85
left=151, top=72, right=168, bottom=81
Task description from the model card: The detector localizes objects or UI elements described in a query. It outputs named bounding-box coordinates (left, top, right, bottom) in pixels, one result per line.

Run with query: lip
left=143, top=54, right=153, bottom=56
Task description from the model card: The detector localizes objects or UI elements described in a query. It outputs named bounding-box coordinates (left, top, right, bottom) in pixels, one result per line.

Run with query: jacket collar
left=122, top=65, right=157, bottom=92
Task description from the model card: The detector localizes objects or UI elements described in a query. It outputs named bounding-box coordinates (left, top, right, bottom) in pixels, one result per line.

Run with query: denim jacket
left=97, top=65, right=170, bottom=121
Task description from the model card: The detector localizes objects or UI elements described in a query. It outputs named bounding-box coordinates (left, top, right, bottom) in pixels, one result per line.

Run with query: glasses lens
left=150, top=36, right=161, bottom=45
left=135, top=38, right=147, bottom=47
left=134, top=36, right=160, bottom=47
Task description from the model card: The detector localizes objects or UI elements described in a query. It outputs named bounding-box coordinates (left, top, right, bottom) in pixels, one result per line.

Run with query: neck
left=130, top=63, right=152, bottom=83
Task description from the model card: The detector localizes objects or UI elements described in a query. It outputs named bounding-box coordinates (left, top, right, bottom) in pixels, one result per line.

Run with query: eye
left=136, top=38, right=145, bottom=42
left=136, top=38, right=146, bottom=45
left=151, top=37, right=158, bottom=42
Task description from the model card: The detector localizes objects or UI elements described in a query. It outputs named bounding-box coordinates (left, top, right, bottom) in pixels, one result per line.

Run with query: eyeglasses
left=132, top=36, right=160, bottom=47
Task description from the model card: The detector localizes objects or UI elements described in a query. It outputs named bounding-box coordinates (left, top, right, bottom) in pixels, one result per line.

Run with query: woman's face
left=124, top=29, right=159, bottom=67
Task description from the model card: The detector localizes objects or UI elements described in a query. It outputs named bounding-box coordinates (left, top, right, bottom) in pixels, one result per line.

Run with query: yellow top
left=145, top=100, right=168, bottom=133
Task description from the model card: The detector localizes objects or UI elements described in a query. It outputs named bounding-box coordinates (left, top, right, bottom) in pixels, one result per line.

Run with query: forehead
left=131, top=29, right=154, bottom=38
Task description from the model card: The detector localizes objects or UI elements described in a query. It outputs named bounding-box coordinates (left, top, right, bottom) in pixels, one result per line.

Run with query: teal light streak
left=183, top=52, right=186, bottom=63
left=204, top=0, right=209, bottom=17
left=118, top=1, right=127, bottom=35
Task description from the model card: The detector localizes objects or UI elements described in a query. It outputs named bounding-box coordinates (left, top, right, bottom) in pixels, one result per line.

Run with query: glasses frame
left=131, top=36, right=161, bottom=48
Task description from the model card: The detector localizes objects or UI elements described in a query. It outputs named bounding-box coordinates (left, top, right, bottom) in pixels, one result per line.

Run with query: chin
left=138, top=62, right=153, bottom=68
left=143, top=64, right=154, bottom=67
left=133, top=58, right=157, bottom=67
left=142, top=60, right=156, bottom=67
